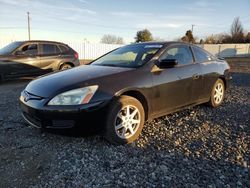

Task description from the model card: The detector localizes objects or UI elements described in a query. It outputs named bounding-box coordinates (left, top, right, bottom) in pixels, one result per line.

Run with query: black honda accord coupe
left=20, top=42, right=231, bottom=144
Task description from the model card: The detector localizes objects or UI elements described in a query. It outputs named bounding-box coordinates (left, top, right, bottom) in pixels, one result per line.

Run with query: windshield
left=91, top=44, right=163, bottom=68
left=0, top=41, right=23, bottom=55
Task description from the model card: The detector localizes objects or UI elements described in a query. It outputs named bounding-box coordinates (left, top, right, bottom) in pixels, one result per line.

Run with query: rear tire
left=60, top=63, right=73, bottom=70
left=104, top=95, right=145, bottom=145
left=209, top=78, right=225, bottom=107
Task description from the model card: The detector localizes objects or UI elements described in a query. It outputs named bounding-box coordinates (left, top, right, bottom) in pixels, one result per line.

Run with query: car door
left=151, top=44, right=203, bottom=116
left=39, top=43, right=61, bottom=72
left=8, top=43, right=40, bottom=76
left=191, top=46, right=218, bottom=101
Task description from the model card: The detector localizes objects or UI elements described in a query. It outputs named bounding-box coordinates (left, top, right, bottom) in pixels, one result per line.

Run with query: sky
left=0, top=0, right=249, bottom=43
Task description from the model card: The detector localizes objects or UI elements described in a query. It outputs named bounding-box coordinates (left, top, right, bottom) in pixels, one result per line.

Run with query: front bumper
left=225, top=70, right=232, bottom=89
left=20, top=95, right=109, bottom=130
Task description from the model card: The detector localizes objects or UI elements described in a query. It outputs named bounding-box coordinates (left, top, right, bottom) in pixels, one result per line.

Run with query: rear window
left=58, top=45, right=68, bottom=52
left=41, top=44, right=61, bottom=55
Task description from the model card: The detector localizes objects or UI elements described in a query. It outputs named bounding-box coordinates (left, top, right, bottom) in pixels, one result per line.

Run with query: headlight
left=48, top=85, right=98, bottom=105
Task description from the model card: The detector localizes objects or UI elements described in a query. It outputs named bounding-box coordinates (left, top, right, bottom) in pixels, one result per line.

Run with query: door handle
left=192, top=74, right=200, bottom=80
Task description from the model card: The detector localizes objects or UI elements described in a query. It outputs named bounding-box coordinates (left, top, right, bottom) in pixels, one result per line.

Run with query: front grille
left=23, top=91, right=43, bottom=102
left=22, top=112, right=75, bottom=129
left=51, top=120, right=75, bottom=128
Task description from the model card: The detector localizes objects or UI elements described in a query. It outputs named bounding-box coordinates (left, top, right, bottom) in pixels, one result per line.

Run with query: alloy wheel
left=61, top=64, right=72, bottom=70
left=114, top=105, right=141, bottom=139
left=213, top=82, right=224, bottom=104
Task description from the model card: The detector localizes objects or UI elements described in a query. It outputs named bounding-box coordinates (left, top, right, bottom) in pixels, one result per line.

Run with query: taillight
left=74, top=52, right=79, bottom=59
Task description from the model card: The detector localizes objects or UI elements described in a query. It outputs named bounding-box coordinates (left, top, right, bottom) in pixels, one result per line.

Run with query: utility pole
left=27, top=12, right=31, bottom=40
left=191, top=24, right=195, bottom=33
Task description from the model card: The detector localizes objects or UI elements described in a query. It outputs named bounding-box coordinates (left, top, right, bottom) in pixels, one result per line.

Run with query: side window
left=41, top=44, right=61, bottom=55
left=160, top=46, right=193, bottom=65
left=20, top=44, right=38, bottom=55
left=192, top=46, right=211, bottom=62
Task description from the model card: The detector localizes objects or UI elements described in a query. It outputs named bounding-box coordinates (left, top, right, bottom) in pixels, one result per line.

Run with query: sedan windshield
left=91, top=44, right=163, bottom=68
left=0, top=41, right=23, bottom=55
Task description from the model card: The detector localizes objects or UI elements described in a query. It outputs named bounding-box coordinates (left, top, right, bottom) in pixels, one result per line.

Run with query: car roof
left=129, top=41, right=195, bottom=47
left=18, top=40, right=68, bottom=46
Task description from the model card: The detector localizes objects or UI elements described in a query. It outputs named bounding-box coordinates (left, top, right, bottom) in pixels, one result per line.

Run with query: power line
left=195, top=14, right=250, bottom=31
left=1, top=13, right=249, bottom=38
left=27, top=12, right=31, bottom=40
left=0, top=27, right=26, bottom=29
left=1, top=14, right=250, bottom=32
left=191, top=24, right=195, bottom=33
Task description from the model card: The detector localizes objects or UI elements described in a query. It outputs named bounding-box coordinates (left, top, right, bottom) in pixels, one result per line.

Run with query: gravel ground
left=0, top=73, right=249, bottom=187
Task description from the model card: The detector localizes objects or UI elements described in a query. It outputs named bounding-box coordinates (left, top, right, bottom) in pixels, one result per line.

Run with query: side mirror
left=157, top=59, right=178, bottom=69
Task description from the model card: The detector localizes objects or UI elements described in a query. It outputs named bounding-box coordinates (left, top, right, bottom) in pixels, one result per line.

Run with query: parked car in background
left=0, top=40, right=79, bottom=81
left=20, top=42, right=231, bottom=144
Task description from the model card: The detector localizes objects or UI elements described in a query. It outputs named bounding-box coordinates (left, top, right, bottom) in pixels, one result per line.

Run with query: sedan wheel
left=104, top=96, right=145, bottom=144
left=209, top=78, right=225, bottom=107
left=60, top=64, right=73, bottom=70
left=115, top=105, right=140, bottom=139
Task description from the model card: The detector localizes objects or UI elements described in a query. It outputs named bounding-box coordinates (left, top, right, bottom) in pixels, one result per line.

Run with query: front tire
left=104, top=95, right=145, bottom=145
left=209, top=78, right=225, bottom=107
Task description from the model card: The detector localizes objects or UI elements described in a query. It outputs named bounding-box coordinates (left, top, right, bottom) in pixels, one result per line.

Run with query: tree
left=181, top=30, right=195, bottom=43
left=230, top=17, right=244, bottom=43
left=116, top=37, right=124, bottom=44
left=204, top=33, right=229, bottom=44
left=219, top=34, right=232, bottom=43
left=135, top=29, right=153, bottom=42
left=100, top=34, right=124, bottom=44
left=199, top=17, right=248, bottom=44
left=181, top=36, right=189, bottom=42
left=205, top=35, right=217, bottom=44
left=245, top=32, right=250, bottom=43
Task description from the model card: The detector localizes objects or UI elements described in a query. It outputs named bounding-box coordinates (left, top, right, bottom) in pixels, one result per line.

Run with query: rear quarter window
left=193, top=46, right=213, bottom=62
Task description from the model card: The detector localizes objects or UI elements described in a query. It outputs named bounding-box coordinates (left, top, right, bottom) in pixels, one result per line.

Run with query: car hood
left=0, top=55, right=11, bottom=61
left=25, top=65, right=134, bottom=98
